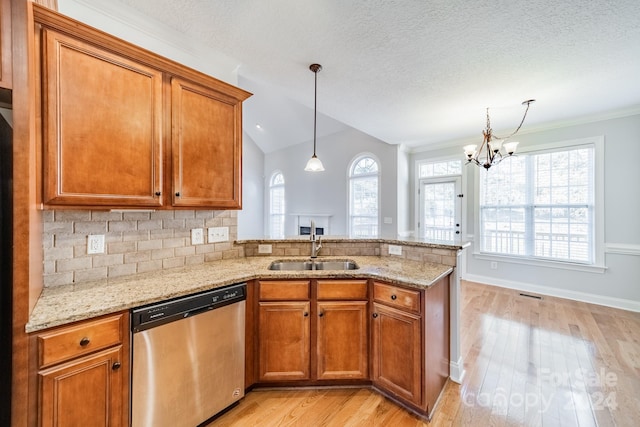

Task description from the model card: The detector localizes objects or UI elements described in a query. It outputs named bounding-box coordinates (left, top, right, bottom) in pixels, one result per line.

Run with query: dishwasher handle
left=184, top=305, right=214, bottom=318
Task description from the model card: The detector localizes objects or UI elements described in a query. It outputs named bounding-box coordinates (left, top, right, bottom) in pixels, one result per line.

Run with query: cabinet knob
left=79, top=337, right=90, bottom=347
left=391, top=294, right=397, bottom=300
left=303, top=312, right=309, bottom=317
left=175, top=192, right=181, bottom=197
left=155, top=191, right=161, bottom=196
left=372, top=313, right=378, bottom=318
left=112, top=361, right=121, bottom=370
left=319, top=312, right=324, bottom=317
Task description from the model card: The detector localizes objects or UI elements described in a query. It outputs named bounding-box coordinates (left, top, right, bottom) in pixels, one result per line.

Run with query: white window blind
left=479, top=144, right=595, bottom=264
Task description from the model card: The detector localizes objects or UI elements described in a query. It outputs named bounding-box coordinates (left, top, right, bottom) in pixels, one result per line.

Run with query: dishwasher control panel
left=131, top=282, right=246, bottom=332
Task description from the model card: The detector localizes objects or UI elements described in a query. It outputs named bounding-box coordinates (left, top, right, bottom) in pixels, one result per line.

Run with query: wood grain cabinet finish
left=371, top=278, right=450, bottom=417
left=40, top=28, right=164, bottom=207
left=256, top=279, right=369, bottom=383
left=316, top=301, right=368, bottom=380
left=258, top=301, right=311, bottom=381
left=171, top=77, right=243, bottom=208
left=35, top=312, right=130, bottom=427
left=371, top=301, right=422, bottom=407
left=0, top=0, right=10, bottom=91
left=34, top=6, right=251, bottom=209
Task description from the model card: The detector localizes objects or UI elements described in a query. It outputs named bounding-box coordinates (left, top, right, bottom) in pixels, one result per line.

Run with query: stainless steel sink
left=268, top=260, right=359, bottom=271
left=268, top=261, right=314, bottom=271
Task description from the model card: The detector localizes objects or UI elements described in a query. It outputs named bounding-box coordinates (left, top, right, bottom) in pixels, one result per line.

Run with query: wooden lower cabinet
left=39, top=347, right=126, bottom=427
left=371, top=302, right=422, bottom=406
left=258, top=301, right=311, bottom=381
left=34, top=312, right=129, bottom=427
left=316, top=301, right=368, bottom=380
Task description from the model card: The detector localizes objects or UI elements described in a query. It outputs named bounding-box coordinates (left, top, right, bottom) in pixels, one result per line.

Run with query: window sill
left=473, top=252, right=608, bottom=274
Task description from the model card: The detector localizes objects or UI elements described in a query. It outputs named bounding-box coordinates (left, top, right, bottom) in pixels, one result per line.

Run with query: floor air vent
left=519, top=293, right=543, bottom=300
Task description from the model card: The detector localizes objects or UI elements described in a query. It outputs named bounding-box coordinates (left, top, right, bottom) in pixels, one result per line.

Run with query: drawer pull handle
left=391, top=294, right=397, bottom=300
left=79, top=337, right=90, bottom=347
left=372, top=313, right=378, bottom=318
left=112, top=361, right=121, bottom=370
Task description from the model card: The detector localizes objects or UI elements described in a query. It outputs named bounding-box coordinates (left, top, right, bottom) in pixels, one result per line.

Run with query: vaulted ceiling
left=92, top=0, right=640, bottom=152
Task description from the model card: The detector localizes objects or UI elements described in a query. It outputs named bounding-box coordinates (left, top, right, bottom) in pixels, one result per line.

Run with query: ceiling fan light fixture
left=305, top=63, right=324, bottom=172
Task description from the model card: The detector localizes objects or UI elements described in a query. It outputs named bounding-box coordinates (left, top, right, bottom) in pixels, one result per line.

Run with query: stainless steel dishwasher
left=131, top=283, right=246, bottom=427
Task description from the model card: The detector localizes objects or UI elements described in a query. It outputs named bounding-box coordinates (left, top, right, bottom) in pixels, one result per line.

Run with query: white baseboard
left=449, top=357, right=465, bottom=384
left=463, top=273, right=640, bottom=312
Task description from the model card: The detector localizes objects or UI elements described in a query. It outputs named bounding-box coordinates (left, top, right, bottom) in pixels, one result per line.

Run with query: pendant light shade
left=305, top=63, right=325, bottom=172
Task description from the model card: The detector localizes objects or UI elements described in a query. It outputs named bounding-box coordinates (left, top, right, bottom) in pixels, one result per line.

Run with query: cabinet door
left=171, top=77, right=242, bottom=208
left=41, top=28, right=163, bottom=207
left=0, top=0, right=10, bottom=91
left=258, top=301, right=310, bottom=381
left=39, top=346, right=126, bottom=427
left=371, top=302, right=422, bottom=407
left=317, top=301, right=368, bottom=380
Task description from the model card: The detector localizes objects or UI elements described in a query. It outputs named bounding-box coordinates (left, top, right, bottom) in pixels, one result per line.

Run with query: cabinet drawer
left=373, top=282, right=421, bottom=313
left=317, top=280, right=368, bottom=300
left=37, top=314, right=125, bottom=368
left=259, top=280, right=310, bottom=300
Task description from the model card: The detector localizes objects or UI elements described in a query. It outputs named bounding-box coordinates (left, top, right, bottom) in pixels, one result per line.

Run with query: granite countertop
left=26, top=256, right=453, bottom=333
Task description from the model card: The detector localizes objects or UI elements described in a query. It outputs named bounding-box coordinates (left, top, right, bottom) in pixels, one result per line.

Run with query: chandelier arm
left=493, top=101, right=532, bottom=140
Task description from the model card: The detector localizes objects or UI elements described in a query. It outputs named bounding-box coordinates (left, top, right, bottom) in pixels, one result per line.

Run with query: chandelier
left=464, top=99, right=535, bottom=169
left=304, top=64, right=325, bottom=172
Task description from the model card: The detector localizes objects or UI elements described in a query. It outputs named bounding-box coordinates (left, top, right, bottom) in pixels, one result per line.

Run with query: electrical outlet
left=490, top=261, right=498, bottom=270
left=191, top=228, right=204, bottom=245
left=208, top=226, right=229, bottom=243
left=388, top=245, right=402, bottom=256
left=258, top=244, right=273, bottom=254
left=87, top=234, right=105, bottom=254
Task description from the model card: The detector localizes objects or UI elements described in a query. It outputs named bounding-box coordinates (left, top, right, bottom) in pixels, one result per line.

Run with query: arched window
left=348, top=155, right=379, bottom=237
left=269, top=171, right=285, bottom=238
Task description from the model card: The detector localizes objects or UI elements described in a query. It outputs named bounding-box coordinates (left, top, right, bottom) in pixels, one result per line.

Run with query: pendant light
left=304, top=63, right=325, bottom=172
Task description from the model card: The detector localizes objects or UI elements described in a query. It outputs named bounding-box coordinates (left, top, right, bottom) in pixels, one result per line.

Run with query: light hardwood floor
left=209, top=281, right=640, bottom=426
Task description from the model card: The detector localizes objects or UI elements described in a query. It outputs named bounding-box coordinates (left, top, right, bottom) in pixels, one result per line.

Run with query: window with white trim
left=269, top=171, right=285, bottom=238
left=418, top=159, right=462, bottom=178
left=479, top=143, right=595, bottom=264
left=349, top=155, right=379, bottom=237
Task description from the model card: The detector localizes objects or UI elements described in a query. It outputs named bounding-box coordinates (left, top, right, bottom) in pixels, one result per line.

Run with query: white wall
left=264, top=127, right=398, bottom=238
left=412, top=114, right=640, bottom=310
left=396, top=146, right=411, bottom=236
left=237, top=133, right=265, bottom=239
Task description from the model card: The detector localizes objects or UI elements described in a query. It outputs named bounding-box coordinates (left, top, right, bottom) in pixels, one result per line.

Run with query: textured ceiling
left=114, top=0, right=640, bottom=152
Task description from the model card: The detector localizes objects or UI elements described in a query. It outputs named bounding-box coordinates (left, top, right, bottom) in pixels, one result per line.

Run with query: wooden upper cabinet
left=171, top=77, right=243, bottom=208
left=34, top=5, right=251, bottom=209
left=41, top=28, right=163, bottom=207
left=0, top=0, right=11, bottom=91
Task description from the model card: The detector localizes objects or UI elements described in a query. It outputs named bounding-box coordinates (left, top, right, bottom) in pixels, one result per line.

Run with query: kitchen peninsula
left=27, top=237, right=468, bottom=422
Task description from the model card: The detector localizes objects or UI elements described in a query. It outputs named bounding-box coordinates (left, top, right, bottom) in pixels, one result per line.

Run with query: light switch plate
left=383, top=217, right=393, bottom=224
left=208, top=226, right=229, bottom=243
left=388, top=245, right=402, bottom=256
left=258, top=244, right=273, bottom=254
left=87, top=234, right=105, bottom=254
left=191, top=228, right=204, bottom=245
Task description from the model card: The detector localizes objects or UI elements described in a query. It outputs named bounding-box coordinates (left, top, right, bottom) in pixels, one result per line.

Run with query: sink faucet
left=310, top=220, right=322, bottom=258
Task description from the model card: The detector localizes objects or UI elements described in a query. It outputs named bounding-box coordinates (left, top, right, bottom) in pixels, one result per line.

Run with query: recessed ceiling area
left=83, top=0, right=640, bottom=152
